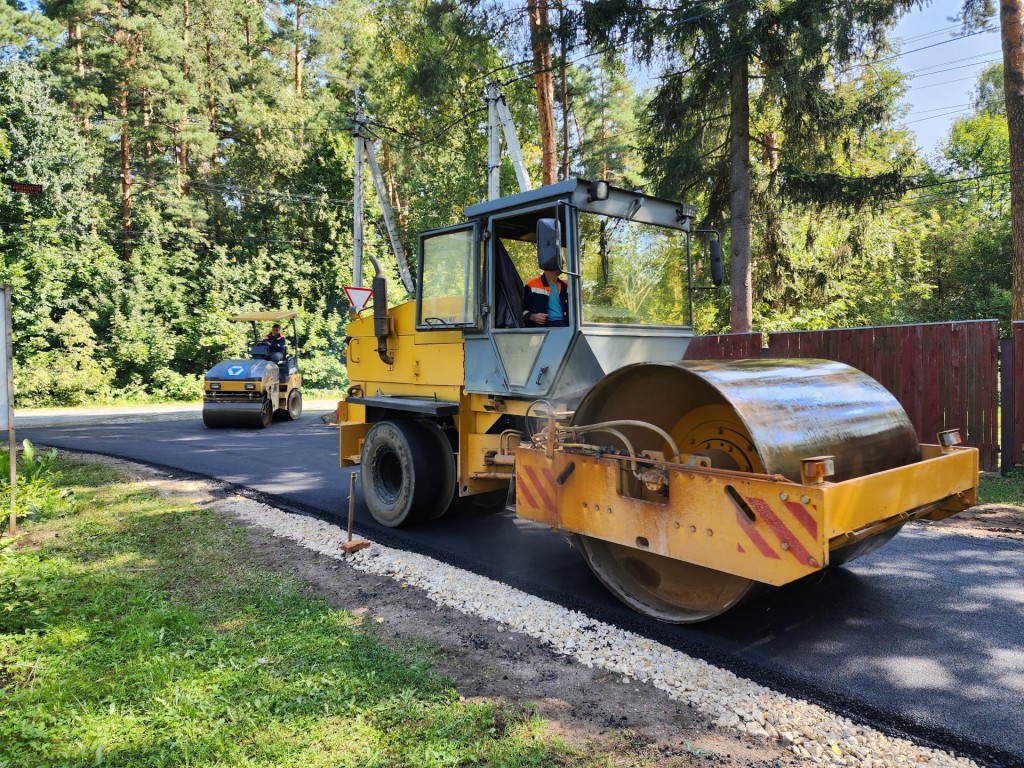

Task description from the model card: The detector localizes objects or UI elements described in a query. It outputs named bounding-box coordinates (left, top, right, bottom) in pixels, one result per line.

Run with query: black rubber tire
left=283, top=389, right=303, bottom=421
left=258, top=397, right=273, bottom=428
left=360, top=419, right=441, bottom=527
left=419, top=420, right=457, bottom=520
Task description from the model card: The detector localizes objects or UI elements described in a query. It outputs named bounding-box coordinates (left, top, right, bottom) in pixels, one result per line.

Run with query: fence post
left=1001, top=336, right=1015, bottom=475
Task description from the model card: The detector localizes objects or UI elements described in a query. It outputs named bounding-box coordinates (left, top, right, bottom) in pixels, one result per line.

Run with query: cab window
left=417, top=223, right=479, bottom=329
left=490, top=206, right=567, bottom=329
left=578, top=211, right=691, bottom=327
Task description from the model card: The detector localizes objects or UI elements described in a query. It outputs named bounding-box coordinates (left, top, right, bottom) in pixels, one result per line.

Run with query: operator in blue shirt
left=523, top=268, right=569, bottom=327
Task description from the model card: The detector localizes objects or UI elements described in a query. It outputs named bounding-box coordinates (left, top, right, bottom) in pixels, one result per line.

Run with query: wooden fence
left=683, top=320, right=1000, bottom=472
left=1004, top=322, right=1024, bottom=471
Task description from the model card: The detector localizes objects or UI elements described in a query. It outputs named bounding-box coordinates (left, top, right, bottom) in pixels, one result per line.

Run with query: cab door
left=415, top=221, right=481, bottom=331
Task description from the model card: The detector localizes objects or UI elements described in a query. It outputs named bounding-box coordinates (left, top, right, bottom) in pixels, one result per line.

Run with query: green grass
left=0, top=459, right=570, bottom=768
left=977, top=471, right=1024, bottom=506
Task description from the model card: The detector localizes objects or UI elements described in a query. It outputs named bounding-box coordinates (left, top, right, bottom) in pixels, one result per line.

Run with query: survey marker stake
left=341, top=471, right=370, bottom=554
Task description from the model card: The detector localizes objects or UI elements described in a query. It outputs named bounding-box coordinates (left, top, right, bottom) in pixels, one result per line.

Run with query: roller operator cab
left=338, top=179, right=979, bottom=623
left=203, top=311, right=303, bottom=428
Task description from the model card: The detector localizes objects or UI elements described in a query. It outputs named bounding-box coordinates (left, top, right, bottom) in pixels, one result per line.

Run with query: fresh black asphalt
left=21, top=413, right=1024, bottom=768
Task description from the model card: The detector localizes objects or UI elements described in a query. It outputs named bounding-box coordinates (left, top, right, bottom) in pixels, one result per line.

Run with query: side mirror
left=710, top=238, right=724, bottom=287
left=536, top=218, right=563, bottom=272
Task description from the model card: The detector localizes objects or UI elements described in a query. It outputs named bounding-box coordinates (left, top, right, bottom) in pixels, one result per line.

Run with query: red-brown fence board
left=683, top=333, right=763, bottom=360
left=1013, top=323, right=1024, bottom=466
left=685, top=320, right=999, bottom=471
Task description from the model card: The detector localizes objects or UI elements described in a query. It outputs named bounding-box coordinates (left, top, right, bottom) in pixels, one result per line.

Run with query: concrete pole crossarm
left=496, top=96, right=532, bottom=194
left=365, top=139, right=415, bottom=295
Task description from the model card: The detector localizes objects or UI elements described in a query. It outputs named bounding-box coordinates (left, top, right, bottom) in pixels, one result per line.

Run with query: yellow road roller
left=337, top=179, right=978, bottom=622
left=203, top=311, right=303, bottom=428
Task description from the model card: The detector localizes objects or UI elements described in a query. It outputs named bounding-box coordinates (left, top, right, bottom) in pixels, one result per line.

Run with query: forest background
left=0, top=0, right=1014, bottom=406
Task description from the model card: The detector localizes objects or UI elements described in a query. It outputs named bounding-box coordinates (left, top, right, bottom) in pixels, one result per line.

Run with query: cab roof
left=228, top=310, right=298, bottom=322
left=464, top=178, right=697, bottom=231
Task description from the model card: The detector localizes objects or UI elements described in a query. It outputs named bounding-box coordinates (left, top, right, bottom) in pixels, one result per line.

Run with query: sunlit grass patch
left=978, top=471, right=1024, bottom=506
left=0, top=459, right=568, bottom=767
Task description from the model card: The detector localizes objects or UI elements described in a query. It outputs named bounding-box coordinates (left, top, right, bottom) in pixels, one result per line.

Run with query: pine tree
left=583, top=0, right=921, bottom=332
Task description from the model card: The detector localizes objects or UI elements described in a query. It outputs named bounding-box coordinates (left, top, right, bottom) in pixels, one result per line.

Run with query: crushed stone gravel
left=220, top=495, right=981, bottom=768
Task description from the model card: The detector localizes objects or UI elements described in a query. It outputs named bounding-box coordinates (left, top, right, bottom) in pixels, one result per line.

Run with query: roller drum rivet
left=800, top=495, right=810, bottom=504
left=780, top=542, right=790, bottom=551
left=779, top=492, right=788, bottom=501
left=690, top=525, right=697, bottom=533
left=706, top=528, right=713, bottom=537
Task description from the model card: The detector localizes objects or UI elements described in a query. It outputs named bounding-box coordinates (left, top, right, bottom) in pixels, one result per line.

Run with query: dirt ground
left=49, top=453, right=1024, bottom=767
left=928, top=502, right=1024, bottom=538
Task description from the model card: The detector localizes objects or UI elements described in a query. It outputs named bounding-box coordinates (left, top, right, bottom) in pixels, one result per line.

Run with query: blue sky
left=894, top=0, right=1002, bottom=158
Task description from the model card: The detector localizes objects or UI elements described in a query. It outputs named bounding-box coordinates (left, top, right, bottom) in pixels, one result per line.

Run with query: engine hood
left=205, top=358, right=276, bottom=381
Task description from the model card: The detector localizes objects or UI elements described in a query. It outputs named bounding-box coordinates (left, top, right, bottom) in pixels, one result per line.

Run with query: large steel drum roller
left=570, top=358, right=921, bottom=623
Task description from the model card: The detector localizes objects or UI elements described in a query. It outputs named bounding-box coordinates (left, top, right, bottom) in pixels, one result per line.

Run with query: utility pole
left=353, top=90, right=365, bottom=288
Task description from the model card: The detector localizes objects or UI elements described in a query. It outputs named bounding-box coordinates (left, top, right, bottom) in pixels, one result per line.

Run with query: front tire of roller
left=283, top=389, right=303, bottom=421
left=361, top=419, right=440, bottom=527
left=258, top=397, right=273, bottom=428
left=202, top=408, right=217, bottom=428
left=419, top=420, right=457, bottom=520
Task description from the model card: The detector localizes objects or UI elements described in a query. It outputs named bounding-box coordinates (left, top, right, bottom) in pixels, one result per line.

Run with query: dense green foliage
left=1, top=0, right=535, bottom=404
left=0, top=458, right=574, bottom=766
left=0, top=0, right=1014, bottom=401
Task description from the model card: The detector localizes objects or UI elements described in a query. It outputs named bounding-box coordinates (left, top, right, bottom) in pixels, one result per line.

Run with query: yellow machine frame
left=514, top=440, right=977, bottom=587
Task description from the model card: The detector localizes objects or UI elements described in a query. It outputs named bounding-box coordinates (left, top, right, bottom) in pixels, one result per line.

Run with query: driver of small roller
left=263, top=324, right=287, bottom=362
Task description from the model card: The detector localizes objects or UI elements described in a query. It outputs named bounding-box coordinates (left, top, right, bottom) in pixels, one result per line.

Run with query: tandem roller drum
left=202, top=399, right=274, bottom=429
left=569, top=358, right=921, bottom=623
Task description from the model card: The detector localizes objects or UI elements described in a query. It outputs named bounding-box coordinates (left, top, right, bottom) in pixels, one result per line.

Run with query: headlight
left=244, top=383, right=256, bottom=390
left=210, top=382, right=221, bottom=390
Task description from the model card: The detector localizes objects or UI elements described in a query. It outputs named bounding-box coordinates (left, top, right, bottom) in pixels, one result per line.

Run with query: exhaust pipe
left=367, top=255, right=393, bottom=365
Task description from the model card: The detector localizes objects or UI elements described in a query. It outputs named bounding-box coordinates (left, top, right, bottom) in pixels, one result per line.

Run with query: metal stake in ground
left=341, top=471, right=370, bottom=554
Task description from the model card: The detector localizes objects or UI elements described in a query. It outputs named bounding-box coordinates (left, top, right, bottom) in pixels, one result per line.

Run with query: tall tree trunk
left=177, top=0, right=190, bottom=195
left=71, top=22, right=89, bottom=130
left=559, top=1, right=569, bottom=180
left=243, top=17, right=263, bottom=144
left=294, top=0, right=304, bottom=98
left=1003, top=0, right=1024, bottom=320
left=206, top=36, right=217, bottom=168
left=729, top=55, right=752, bottom=333
left=119, top=81, right=132, bottom=259
left=600, top=73, right=607, bottom=180
left=527, top=0, right=557, bottom=185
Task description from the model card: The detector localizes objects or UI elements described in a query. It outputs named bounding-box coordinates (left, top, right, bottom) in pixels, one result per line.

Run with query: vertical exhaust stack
left=367, top=254, right=393, bottom=365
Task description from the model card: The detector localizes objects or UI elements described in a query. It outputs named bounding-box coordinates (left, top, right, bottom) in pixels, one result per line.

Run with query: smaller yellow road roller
left=203, top=311, right=303, bottom=428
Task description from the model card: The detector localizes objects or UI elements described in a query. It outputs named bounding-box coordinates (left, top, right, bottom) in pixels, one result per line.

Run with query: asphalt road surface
left=21, top=411, right=1024, bottom=768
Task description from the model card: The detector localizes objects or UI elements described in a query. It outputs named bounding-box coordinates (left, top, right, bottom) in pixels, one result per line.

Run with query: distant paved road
left=19, top=411, right=1024, bottom=768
